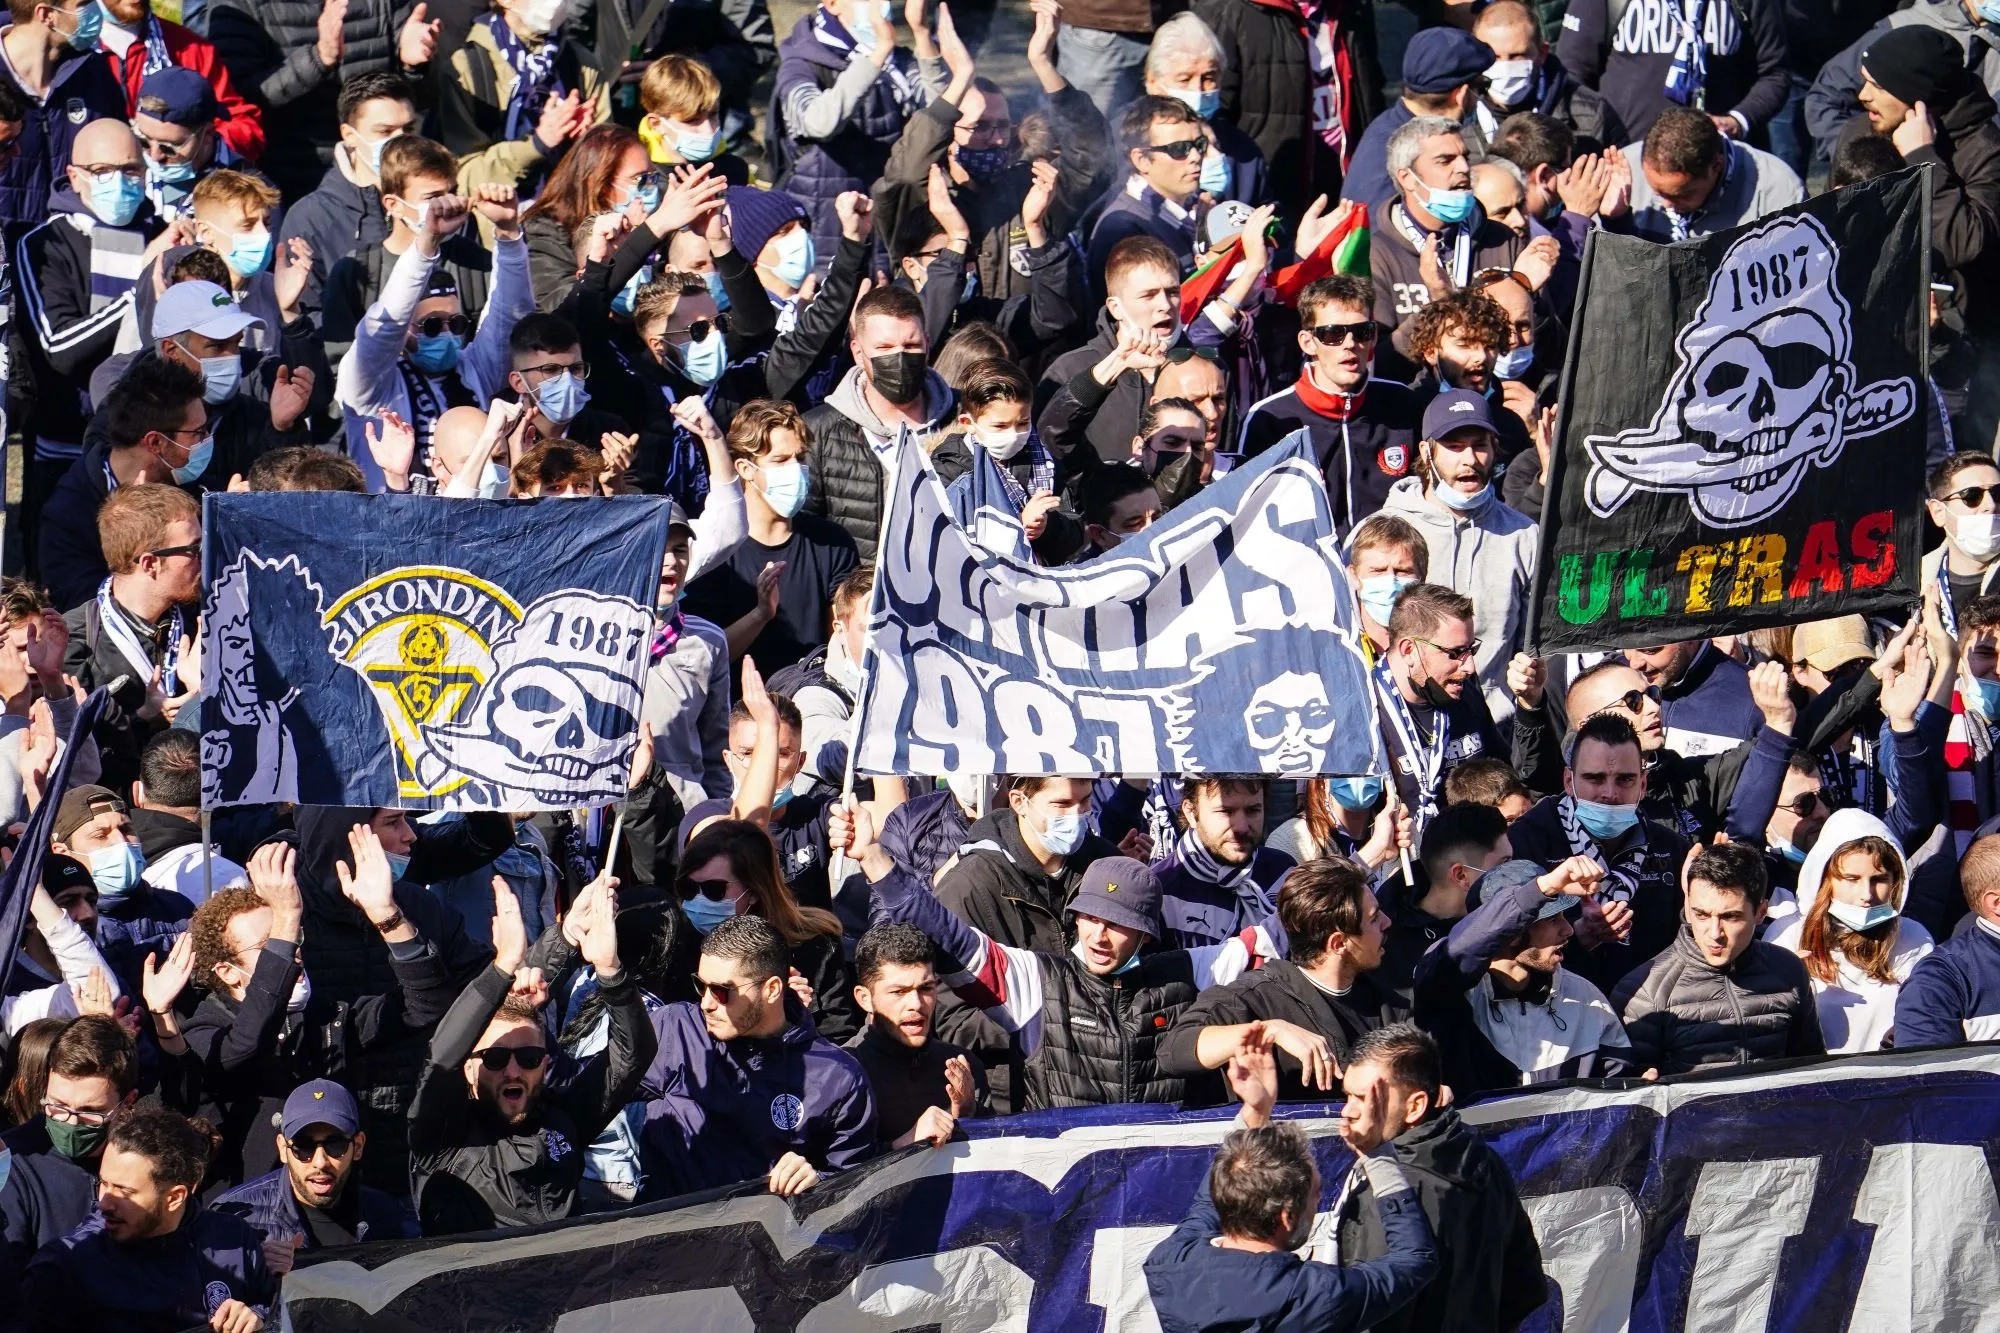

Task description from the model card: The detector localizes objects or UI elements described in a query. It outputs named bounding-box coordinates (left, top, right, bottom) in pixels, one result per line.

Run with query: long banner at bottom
left=278, top=1044, right=2000, bottom=1332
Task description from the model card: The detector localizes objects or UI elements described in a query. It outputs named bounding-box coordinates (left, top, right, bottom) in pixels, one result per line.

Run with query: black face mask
left=868, top=351, right=928, bottom=406
left=1149, top=449, right=1204, bottom=509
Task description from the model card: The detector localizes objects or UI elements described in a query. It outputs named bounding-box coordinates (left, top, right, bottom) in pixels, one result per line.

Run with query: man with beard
left=1153, top=777, right=1295, bottom=949
left=843, top=923, right=986, bottom=1149
left=23, top=1104, right=274, bottom=1332
left=215, top=1080, right=417, bottom=1273
left=1412, top=852, right=1634, bottom=1094
left=1373, top=583, right=1508, bottom=837
left=408, top=875, right=653, bottom=1235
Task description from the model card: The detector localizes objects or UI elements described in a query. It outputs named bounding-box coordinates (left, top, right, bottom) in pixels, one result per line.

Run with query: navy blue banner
left=198, top=493, right=671, bottom=812
left=277, top=1045, right=2000, bottom=1331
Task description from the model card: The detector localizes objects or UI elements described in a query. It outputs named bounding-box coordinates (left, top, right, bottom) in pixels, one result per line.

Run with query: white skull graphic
left=1244, top=671, right=1337, bottom=774
left=428, top=658, right=637, bottom=797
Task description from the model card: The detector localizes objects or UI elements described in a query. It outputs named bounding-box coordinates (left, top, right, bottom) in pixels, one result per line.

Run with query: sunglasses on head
left=679, top=876, right=731, bottom=901
left=1944, top=484, right=2000, bottom=510
left=414, top=313, right=471, bottom=338
left=288, top=1132, right=353, bottom=1161
left=471, top=1045, right=549, bottom=1072
left=1163, top=345, right=1220, bottom=365
left=1144, top=136, right=1210, bottom=161
left=1308, top=321, right=1378, bottom=347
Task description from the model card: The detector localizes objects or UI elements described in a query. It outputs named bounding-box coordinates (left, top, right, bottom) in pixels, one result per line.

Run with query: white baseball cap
left=152, top=280, right=263, bottom=343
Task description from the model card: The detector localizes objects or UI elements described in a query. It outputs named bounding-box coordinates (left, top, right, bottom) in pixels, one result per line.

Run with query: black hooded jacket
left=1334, top=1106, right=1548, bottom=1333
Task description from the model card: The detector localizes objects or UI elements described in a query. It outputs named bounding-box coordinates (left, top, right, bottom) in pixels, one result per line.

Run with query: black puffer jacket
left=291, top=806, right=510, bottom=1194
left=802, top=364, right=964, bottom=563
left=1334, top=1106, right=1548, bottom=1333
left=1612, top=928, right=1826, bottom=1075
left=1024, top=951, right=1201, bottom=1110
left=1193, top=0, right=1316, bottom=213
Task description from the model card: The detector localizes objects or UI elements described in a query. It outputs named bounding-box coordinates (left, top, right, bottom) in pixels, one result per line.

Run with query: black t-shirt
left=682, top=516, right=859, bottom=675
left=1949, top=568, right=1989, bottom=621
left=300, top=1186, right=362, bottom=1249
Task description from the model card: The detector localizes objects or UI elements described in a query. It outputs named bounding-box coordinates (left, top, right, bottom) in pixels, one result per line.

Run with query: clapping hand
left=1226, top=1023, right=1280, bottom=1128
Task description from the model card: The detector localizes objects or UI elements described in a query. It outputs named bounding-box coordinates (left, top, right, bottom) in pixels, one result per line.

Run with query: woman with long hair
left=3, top=1016, right=68, bottom=1127
left=522, top=124, right=659, bottom=310
left=1768, top=808, right=1933, bottom=1053
left=1267, top=778, right=1407, bottom=872
left=678, top=819, right=861, bottom=1042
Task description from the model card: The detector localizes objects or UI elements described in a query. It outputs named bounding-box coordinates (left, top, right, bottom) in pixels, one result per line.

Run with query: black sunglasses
left=1608, top=686, right=1662, bottom=713
left=679, top=876, right=731, bottom=901
left=1144, top=136, right=1209, bottom=161
left=1164, top=345, right=1221, bottom=365
left=1308, top=321, right=1378, bottom=347
left=699, top=980, right=741, bottom=1004
left=147, top=543, right=201, bottom=560
left=414, top=313, right=472, bottom=338
left=1784, top=788, right=1828, bottom=819
left=471, top=1046, right=549, bottom=1072
left=288, top=1132, right=353, bottom=1161
left=1944, top=485, right=2000, bottom=510
left=665, top=319, right=714, bottom=345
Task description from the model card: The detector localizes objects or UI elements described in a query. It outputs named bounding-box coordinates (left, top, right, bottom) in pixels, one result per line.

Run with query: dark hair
left=1830, top=133, right=1904, bottom=189
left=831, top=566, right=874, bottom=618
left=1966, top=594, right=2000, bottom=636
left=0, top=575, right=48, bottom=627
left=528, top=123, right=645, bottom=236
left=728, top=690, right=802, bottom=732
left=1407, top=289, right=1510, bottom=364
left=139, top=730, right=200, bottom=809
left=682, top=819, right=841, bottom=945
left=1076, top=464, right=1159, bottom=530
left=246, top=445, right=367, bottom=493
left=0, top=74, right=23, bottom=125
left=1642, top=107, right=1725, bottom=177
left=1569, top=711, right=1643, bottom=765
left=855, top=922, right=936, bottom=987
left=1209, top=1122, right=1316, bottom=1242
left=1490, top=110, right=1574, bottom=174
left=850, top=282, right=926, bottom=338
left=1442, top=757, right=1529, bottom=811
left=512, top=439, right=604, bottom=495
left=700, top=913, right=789, bottom=984
left=1297, top=274, right=1374, bottom=327
left=104, top=1104, right=215, bottom=1193
left=1419, top=801, right=1508, bottom=881
left=1277, top=858, right=1371, bottom=967
left=4, top=1016, right=67, bottom=1126
left=1686, top=840, right=1770, bottom=906
left=103, top=356, right=205, bottom=452
left=1119, top=94, right=1200, bottom=154
left=1181, top=775, right=1265, bottom=808
left=378, top=135, right=457, bottom=201
left=1386, top=582, right=1474, bottom=645
left=1347, top=1021, right=1442, bottom=1105
left=337, top=72, right=416, bottom=126
left=509, top=312, right=580, bottom=358
left=1930, top=451, right=2000, bottom=498
left=1139, top=396, right=1203, bottom=440
left=48, top=1015, right=139, bottom=1097
left=936, top=325, right=1016, bottom=389
left=167, top=248, right=232, bottom=289
left=956, top=356, right=1030, bottom=412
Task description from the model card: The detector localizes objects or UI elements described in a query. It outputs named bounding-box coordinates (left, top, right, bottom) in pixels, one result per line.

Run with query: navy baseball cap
left=136, top=66, right=219, bottom=128
left=1422, top=389, right=1499, bottom=441
left=1402, top=29, right=1497, bottom=95
left=1066, top=856, right=1163, bottom=939
left=281, top=1079, right=362, bottom=1138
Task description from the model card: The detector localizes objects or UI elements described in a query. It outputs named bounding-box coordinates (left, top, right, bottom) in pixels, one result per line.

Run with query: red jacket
left=103, top=18, right=265, bottom=162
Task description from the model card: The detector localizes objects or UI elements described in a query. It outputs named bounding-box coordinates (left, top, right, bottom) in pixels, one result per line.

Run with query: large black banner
left=1528, top=170, right=1929, bottom=654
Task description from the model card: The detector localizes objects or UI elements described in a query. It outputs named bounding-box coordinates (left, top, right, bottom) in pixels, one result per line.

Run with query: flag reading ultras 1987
left=1528, top=169, right=1929, bottom=655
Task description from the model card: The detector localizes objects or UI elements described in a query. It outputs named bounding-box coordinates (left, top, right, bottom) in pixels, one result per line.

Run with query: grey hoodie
left=1382, top=475, right=1539, bottom=728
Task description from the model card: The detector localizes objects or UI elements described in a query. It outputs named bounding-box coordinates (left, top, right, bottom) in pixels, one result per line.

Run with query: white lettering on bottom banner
left=1851, top=1142, right=2000, bottom=1331
left=798, top=1248, right=1035, bottom=1333
left=1682, top=1156, right=1819, bottom=1333
left=1520, top=1186, right=1643, bottom=1333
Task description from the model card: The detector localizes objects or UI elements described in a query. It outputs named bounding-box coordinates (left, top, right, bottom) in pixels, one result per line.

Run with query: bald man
left=1505, top=655, right=1798, bottom=846
left=427, top=405, right=508, bottom=497
left=19, top=116, right=179, bottom=509
left=1470, top=161, right=1528, bottom=239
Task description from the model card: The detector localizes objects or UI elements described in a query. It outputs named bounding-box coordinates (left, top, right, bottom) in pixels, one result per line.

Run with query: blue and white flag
left=198, top=493, right=672, bottom=812
left=854, top=431, right=1382, bottom=777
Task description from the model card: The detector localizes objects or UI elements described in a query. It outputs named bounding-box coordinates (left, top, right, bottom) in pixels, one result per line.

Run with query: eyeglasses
left=1308, top=321, right=1378, bottom=347
left=147, top=543, right=201, bottom=561
left=470, top=1046, right=549, bottom=1072
left=520, top=361, right=590, bottom=380
left=1143, top=136, right=1210, bottom=162
left=135, top=130, right=203, bottom=161
left=414, top=313, right=472, bottom=338
left=288, top=1132, right=354, bottom=1161
left=79, top=164, right=145, bottom=182
left=664, top=319, right=714, bottom=345
left=43, top=1099, right=114, bottom=1127
left=680, top=876, right=731, bottom=901
left=1783, top=788, right=1828, bottom=819
left=1416, top=637, right=1480, bottom=663
left=1944, top=485, right=2000, bottom=510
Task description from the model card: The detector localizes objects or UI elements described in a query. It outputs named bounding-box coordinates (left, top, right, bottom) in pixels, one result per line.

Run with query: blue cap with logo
left=281, top=1079, right=361, bottom=1138
left=1422, top=388, right=1499, bottom=441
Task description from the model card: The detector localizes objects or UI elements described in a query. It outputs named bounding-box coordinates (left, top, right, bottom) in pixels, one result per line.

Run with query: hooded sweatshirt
left=800, top=362, right=963, bottom=561
left=1382, top=474, right=1538, bottom=729
left=1765, top=808, right=1934, bottom=1053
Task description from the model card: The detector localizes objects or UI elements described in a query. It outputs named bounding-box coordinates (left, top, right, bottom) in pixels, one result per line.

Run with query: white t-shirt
left=1767, top=915, right=1935, bottom=1054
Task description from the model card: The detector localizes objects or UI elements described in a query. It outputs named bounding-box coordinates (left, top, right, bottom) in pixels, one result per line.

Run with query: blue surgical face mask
left=196, top=353, right=241, bottom=405
left=1327, top=775, right=1384, bottom=811
left=88, top=842, right=143, bottom=903
left=1039, top=811, right=1085, bottom=856
left=1571, top=796, right=1640, bottom=841
left=385, top=851, right=412, bottom=881
left=477, top=462, right=509, bottom=499
left=1768, top=834, right=1808, bottom=864
left=678, top=327, right=728, bottom=386
left=1975, top=676, right=2000, bottom=718
left=611, top=265, right=650, bottom=317
left=411, top=332, right=463, bottom=375
left=1981, top=0, right=2000, bottom=25
left=629, top=179, right=663, bottom=213
left=148, top=158, right=196, bottom=187
left=1436, top=481, right=1493, bottom=512
left=357, top=132, right=398, bottom=178
left=1356, top=573, right=1411, bottom=627
left=1493, top=345, right=1534, bottom=381
left=1199, top=149, right=1230, bottom=196
left=1170, top=87, right=1221, bottom=120
left=675, top=125, right=720, bottom=163
left=1827, top=898, right=1900, bottom=932
left=87, top=171, right=144, bottom=227
left=535, top=371, right=591, bottom=424
left=65, top=0, right=102, bottom=49
left=684, top=893, right=737, bottom=935
left=704, top=269, right=731, bottom=312
left=769, top=227, right=816, bottom=290
left=226, top=228, right=273, bottom=276
left=169, top=431, right=214, bottom=484
left=1417, top=179, right=1477, bottom=227
left=757, top=459, right=809, bottom=517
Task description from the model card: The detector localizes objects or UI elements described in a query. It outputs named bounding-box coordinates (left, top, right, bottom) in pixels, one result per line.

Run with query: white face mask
left=973, top=425, right=1030, bottom=460
left=518, top=0, right=569, bottom=34
left=1958, top=513, right=2000, bottom=561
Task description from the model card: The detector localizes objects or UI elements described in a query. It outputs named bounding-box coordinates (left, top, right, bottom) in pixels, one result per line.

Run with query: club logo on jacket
left=204, top=1281, right=232, bottom=1314
left=1582, top=214, right=1914, bottom=529
left=770, top=1094, right=806, bottom=1131
left=544, top=1129, right=572, bottom=1161
left=1379, top=444, right=1409, bottom=476
left=64, top=98, right=84, bottom=124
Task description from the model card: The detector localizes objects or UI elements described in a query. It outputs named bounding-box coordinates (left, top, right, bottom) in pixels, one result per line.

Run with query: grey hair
left=1385, top=115, right=1466, bottom=181
left=1477, top=156, right=1526, bottom=190
left=1146, top=13, right=1226, bottom=81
